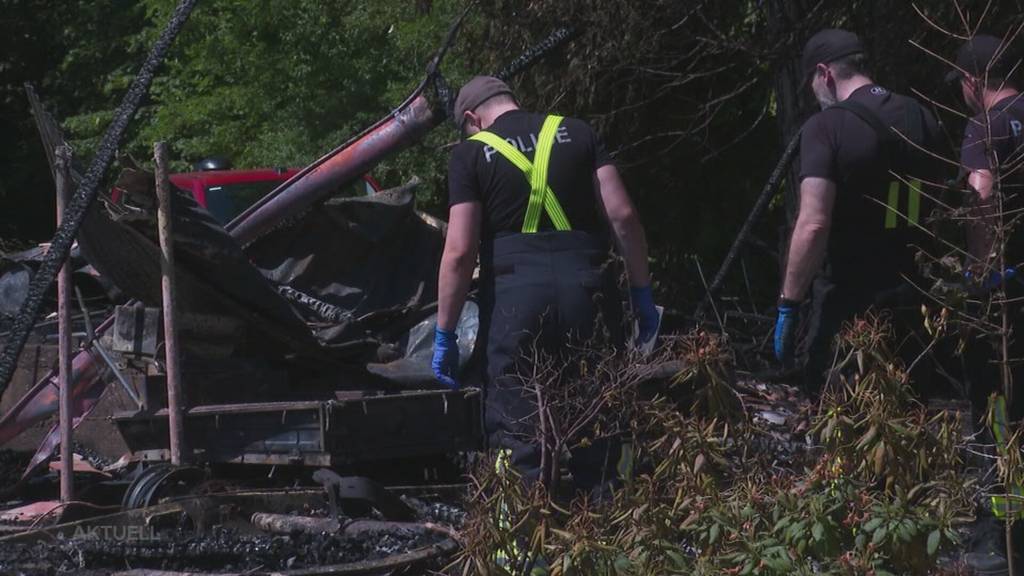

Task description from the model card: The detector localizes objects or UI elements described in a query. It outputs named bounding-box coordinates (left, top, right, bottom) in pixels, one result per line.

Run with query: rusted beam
left=55, top=145, right=74, bottom=503
left=154, top=142, right=188, bottom=465
left=227, top=94, right=441, bottom=246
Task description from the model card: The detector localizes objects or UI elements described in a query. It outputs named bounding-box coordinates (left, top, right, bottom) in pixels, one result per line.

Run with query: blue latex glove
left=774, top=304, right=798, bottom=365
left=966, top=267, right=1018, bottom=291
left=630, top=285, right=660, bottom=345
left=432, top=327, right=460, bottom=389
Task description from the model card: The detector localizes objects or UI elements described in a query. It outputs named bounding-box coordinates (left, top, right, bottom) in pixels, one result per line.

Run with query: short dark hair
left=829, top=52, right=869, bottom=80
left=478, top=92, right=518, bottom=111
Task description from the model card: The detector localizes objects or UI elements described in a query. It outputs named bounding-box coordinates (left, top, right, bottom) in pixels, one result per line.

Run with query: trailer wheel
left=122, top=463, right=206, bottom=510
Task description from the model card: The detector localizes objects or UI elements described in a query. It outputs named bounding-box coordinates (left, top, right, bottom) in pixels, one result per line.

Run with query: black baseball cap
left=801, top=29, right=865, bottom=79
left=453, top=76, right=515, bottom=132
left=945, top=34, right=1018, bottom=83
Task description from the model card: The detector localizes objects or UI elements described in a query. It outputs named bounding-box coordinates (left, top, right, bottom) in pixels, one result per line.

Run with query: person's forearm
left=436, top=250, right=476, bottom=332
left=966, top=171, right=996, bottom=267
left=611, top=214, right=651, bottom=287
left=781, top=219, right=830, bottom=301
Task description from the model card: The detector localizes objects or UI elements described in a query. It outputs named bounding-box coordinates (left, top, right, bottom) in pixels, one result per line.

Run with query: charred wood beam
left=694, top=131, right=800, bottom=321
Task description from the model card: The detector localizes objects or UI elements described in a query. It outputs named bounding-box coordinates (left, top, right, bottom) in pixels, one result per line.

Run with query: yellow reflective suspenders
left=990, top=395, right=1024, bottom=520
left=883, top=179, right=922, bottom=229
left=469, top=115, right=573, bottom=234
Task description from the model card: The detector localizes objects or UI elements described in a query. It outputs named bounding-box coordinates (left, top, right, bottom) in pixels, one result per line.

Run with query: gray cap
left=453, top=76, right=514, bottom=131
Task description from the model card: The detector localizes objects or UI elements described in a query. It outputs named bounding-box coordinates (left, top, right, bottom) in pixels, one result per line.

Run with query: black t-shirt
left=960, top=95, right=1024, bottom=263
left=960, top=94, right=1024, bottom=174
left=799, top=84, right=941, bottom=292
left=447, top=110, right=612, bottom=239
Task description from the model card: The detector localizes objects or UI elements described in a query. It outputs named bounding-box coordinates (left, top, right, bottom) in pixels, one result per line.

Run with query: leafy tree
left=8, top=0, right=1024, bottom=308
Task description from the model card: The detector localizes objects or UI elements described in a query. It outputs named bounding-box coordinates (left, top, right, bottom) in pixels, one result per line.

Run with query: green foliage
left=455, top=325, right=975, bottom=575
left=9, top=0, right=1024, bottom=291
left=62, top=1, right=458, bottom=178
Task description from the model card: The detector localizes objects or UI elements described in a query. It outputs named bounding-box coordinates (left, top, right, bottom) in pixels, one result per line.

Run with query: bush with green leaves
left=453, top=323, right=975, bottom=575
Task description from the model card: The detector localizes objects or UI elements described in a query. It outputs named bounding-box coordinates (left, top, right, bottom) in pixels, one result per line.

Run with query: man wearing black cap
left=431, top=76, right=659, bottom=489
left=949, top=35, right=1024, bottom=270
left=774, top=29, right=941, bottom=393
left=948, top=34, right=1024, bottom=574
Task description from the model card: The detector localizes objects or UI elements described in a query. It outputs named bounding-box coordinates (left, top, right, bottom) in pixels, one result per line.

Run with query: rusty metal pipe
left=154, top=142, right=188, bottom=465
left=55, top=145, right=74, bottom=503
left=228, top=94, right=441, bottom=246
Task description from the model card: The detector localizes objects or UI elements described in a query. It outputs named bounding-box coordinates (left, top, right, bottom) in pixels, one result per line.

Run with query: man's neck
left=481, top=103, right=520, bottom=129
left=983, top=87, right=1020, bottom=111
left=835, top=74, right=874, bottom=102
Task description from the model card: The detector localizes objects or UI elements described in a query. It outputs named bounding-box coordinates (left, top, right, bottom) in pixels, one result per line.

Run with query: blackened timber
left=695, top=131, right=800, bottom=321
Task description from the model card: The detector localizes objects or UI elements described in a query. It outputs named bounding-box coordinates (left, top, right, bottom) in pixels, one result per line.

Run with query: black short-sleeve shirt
left=447, top=110, right=612, bottom=239
left=798, top=85, right=941, bottom=291
left=960, top=95, right=1024, bottom=261
left=960, top=94, right=1024, bottom=174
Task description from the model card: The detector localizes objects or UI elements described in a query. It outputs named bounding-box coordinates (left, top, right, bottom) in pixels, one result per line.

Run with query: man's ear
left=815, top=63, right=829, bottom=81
left=463, top=110, right=484, bottom=135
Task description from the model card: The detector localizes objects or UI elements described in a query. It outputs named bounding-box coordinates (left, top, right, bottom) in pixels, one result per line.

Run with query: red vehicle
left=114, top=160, right=382, bottom=225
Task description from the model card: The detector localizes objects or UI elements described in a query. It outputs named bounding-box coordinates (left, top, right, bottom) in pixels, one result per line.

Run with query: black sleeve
left=798, top=112, right=839, bottom=182
left=565, top=117, right=613, bottom=170
left=592, top=126, right=613, bottom=169
left=447, top=142, right=481, bottom=207
left=961, top=116, right=994, bottom=172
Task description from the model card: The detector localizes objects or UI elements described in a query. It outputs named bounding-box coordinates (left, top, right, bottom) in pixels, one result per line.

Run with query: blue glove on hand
left=630, top=285, right=660, bottom=345
left=432, top=327, right=460, bottom=389
left=774, top=303, right=798, bottom=365
left=966, top=267, right=1018, bottom=291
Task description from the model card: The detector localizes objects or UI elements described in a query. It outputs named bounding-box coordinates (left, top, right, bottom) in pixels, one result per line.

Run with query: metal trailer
left=112, top=389, right=481, bottom=469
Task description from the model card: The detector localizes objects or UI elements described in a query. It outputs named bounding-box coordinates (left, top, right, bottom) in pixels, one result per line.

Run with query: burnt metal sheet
left=77, top=187, right=319, bottom=355
left=366, top=303, right=478, bottom=386
left=248, top=186, right=446, bottom=349
left=112, top=305, right=160, bottom=356
left=0, top=265, right=31, bottom=317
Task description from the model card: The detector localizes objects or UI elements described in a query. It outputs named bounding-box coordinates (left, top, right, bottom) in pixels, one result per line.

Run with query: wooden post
left=55, top=146, right=74, bottom=502
left=153, top=142, right=188, bottom=465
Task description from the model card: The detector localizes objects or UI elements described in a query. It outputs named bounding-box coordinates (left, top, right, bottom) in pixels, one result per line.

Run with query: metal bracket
left=312, top=469, right=416, bottom=522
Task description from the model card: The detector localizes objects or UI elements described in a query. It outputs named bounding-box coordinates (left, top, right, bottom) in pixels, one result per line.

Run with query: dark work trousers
left=798, top=275, right=926, bottom=395
left=477, top=230, right=624, bottom=492
left=960, top=285, right=1024, bottom=560
left=962, top=282, right=1024, bottom=425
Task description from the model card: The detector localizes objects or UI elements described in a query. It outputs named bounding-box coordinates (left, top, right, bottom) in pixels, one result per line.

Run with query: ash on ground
left=0, top=524, right=447, bottom=575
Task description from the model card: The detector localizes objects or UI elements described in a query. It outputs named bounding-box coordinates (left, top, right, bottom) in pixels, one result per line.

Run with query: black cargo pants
left=798, top=275, right=926, bottom=395
left=478, top=230, right=624, bottom=491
